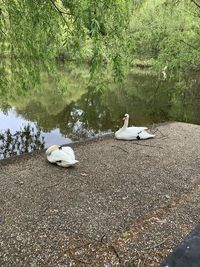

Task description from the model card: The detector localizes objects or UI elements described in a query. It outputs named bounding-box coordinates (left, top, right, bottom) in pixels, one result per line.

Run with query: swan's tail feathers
left=139, top=131, right=155, bottom=140
left=138, top=127, right=148, bottom=131
left=64, top=159, right=79, bottom=166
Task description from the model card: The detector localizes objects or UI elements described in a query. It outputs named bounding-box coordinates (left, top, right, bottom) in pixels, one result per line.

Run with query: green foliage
left=0, top=0, right=133, bottom=94
left=1, top=0, right=200, bottom=95
left=130, top=0, right=200, bottom=74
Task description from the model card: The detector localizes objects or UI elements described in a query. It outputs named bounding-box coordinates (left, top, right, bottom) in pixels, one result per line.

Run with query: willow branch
left=49, top=0, right=73, bottom=35
left=191, top=0, right=200, bottom=9
left=179, top=39, right=199, bottom=51
left=49, top=0, right=71, bottom=16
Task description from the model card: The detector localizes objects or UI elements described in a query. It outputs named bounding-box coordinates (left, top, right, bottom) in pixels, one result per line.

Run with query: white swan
left=46, top=145, right=78, bottom=167
left=115, top=114, right=155, bottom=140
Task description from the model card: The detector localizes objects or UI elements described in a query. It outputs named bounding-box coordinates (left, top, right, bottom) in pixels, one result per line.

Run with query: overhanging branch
left=49, top=0, right=73, bottom=35
left=179, top=39, right=199, bottom=51
left=191, top=0, right=200, bottom=9
left=49, top=0, right=71, bottom=16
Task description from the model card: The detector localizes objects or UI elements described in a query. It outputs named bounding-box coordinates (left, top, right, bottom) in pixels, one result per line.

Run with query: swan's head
left=46, top=145, right=61, bottom=156
left=123, top=113, right=129, bottom=120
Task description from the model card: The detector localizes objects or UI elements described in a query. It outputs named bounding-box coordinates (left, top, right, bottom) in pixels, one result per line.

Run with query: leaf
left=122, top=231, right=129, bottom=238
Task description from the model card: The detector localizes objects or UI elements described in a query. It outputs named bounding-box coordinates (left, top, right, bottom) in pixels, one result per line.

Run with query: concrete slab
left=0, top=122, right=200, bottom=266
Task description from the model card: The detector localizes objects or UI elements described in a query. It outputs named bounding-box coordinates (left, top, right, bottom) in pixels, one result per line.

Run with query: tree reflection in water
left=0, top=124, right=45, bottom=160
left=1, top=65, right=200, bottom=160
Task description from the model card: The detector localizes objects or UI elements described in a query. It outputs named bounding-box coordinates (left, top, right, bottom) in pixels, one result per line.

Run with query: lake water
left=0, top=68, right=200, bottom=159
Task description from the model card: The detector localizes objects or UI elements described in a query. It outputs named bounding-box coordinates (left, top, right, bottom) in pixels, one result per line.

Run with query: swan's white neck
left=122, top=118, right=129, bottom=129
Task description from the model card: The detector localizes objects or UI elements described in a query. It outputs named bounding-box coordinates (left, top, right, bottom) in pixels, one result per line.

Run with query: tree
left=130, top=0, right=200, bottom=74
left=0, top=0, right=133, bottom=95
left=1, top=0, right=200, bottom=98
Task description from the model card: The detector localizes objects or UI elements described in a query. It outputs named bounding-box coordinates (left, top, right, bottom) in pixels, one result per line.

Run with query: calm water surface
left=1, top=69, right=200, bottom=159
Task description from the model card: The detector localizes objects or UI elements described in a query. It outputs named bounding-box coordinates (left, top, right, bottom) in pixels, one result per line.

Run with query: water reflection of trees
left=0, top=125, right=45, bottom=160
left=64, top=89, right=115, bottom=140
left=170, top=74, right=200, bottom=125
left=1, top=70, right=200, bottom=147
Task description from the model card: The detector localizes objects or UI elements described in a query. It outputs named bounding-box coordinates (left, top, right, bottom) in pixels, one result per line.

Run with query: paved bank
left=0, top=122, right=200, bottom=266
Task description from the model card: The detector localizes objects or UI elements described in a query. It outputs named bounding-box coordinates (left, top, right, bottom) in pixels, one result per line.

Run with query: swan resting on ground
left=46, top=145, right=78, bottom=167
left=115, top=114, right=155, bottom=140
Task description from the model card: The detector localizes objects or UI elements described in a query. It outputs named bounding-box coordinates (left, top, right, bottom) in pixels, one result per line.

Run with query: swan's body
left=46, top=145, right=78, bottom=167
left=115, top=114, right=155, bottom=140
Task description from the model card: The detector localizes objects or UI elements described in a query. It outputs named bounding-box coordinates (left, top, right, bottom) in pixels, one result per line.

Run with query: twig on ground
left=133, top=142, right=163, bottom=149
left=109, top=244, right=121, bottom=264
left=68, top=248, right=90, bottom=265
left=152, top=128, right=168, bottom=139
left=112, top=145, right=129, bottom=153
left=45, top=182, right=62, bottom=189
left=145, top=236, right=171, bottom=250
left=100, top=234, right=106, bottom=243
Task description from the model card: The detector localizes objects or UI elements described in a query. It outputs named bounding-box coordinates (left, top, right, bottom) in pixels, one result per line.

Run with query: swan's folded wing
left=116, top=127, right=138, bottom=139
left=138, top=127, right=148, bottom=130
left=61, top=146, right=75, bottom=161
left=47, top=150, right=69, bottom=163
left=129, top=126, right=148, bottom=131
left=139, top=131, right=155, bottom=139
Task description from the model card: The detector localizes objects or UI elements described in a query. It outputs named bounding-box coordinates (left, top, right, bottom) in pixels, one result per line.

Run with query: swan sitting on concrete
left=115, top=114, right=155, bottom=140
left=46, top=145, right=78, bottom=167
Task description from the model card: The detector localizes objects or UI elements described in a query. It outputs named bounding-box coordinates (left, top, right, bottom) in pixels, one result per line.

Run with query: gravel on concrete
left=0, top=122, right=200, bottom=267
